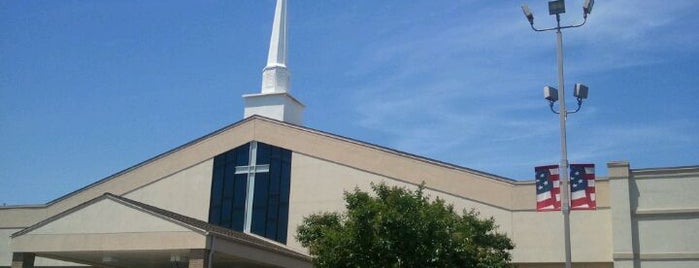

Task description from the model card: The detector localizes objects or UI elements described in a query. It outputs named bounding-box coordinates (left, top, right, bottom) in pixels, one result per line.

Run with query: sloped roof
left=13, top=193, right=311, bottom=262
left=45, top=117, right=255, bottom=206
left=107, top=193, right=311, bottom=261
left=0, top=115, right=523, bottom=221
left=46, top=115, right=514, bottom=206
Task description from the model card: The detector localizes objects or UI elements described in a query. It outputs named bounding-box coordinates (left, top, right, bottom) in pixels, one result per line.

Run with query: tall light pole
left=521, top=1, right=594, bottom=268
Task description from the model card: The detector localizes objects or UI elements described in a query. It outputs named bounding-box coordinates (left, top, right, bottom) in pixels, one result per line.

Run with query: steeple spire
left=267, top=0, right=287, bottom=68
left=261, top=0, right=289, bottom=94
left=243, top=0, right=304, bottom=125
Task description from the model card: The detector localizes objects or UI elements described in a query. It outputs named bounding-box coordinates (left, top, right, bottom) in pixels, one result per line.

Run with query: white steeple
left=243, top=0, right=304, bottom=125
left=261, top=0, right=289, bottom=93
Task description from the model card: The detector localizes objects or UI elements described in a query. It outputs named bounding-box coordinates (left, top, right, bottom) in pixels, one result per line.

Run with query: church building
left=2, top=1, right=698, bottom=267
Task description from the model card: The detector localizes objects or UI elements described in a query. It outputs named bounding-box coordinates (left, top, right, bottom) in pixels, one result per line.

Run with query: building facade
left=2, top=116, right=698, bottom=267
left=2, top=1, right=698, bottom=267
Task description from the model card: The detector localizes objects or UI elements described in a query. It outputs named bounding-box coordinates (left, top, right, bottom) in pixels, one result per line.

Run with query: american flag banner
left=535, top=165, right=561, bottom=211
left=569, top=164, right=596, bottom=210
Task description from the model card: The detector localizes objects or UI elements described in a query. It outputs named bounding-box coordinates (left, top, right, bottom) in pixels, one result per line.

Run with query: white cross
left=234, top=141, right=270, bottom=233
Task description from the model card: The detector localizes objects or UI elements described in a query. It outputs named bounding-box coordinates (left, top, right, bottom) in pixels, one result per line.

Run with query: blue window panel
left=270, top=162, right=281, bottom=193
left=273, top=145, right=283, bottom=159
left=252, top=143, right=291, bottom=243
left=211, top=167, right=224, bottom=202
left=280, top=158, right=291, bottom=202
left=232, top=173, right=248, bottom=231
left=277, top=154, right=291, bottom=244
left=209, top=141, right=291, bottom=244
left=209, top=143, right=248, bottom=231
left=233, top=174, right=248, bottom=207
left=222, top=175, right=235, bottom=199
left=209, top=205, right=221, bottom=224
left=251, top=172, right=270, bottom=235
left=235, top=143, right=250, bottom=166
left=213, top=154, right=226, bottom=167
left=266, top=218, right=278, bottom=240
left=277, top=205, right=289, bottom=244
left=221, top=198, right=233, bottom=222
left=256, top=142, right=271, bottom=165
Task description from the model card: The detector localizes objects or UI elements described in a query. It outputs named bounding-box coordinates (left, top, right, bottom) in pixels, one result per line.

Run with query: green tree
left=296, top=182, right=514, bottom=268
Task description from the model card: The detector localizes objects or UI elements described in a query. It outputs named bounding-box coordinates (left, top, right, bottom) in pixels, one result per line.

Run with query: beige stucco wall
left=636, top=214, right=699, bottom=253
left=26, top=199, right=192, bottom=235
left=0, top=209, right=98, bottom=267
left=288, top=152, right=511, bottom=255
left=511, top=179, right=613, bottom=264
left=630, top=167, right=699, bottom=265
left=125, top=159, right=214, bottom=221
left=609, top=164, right=699, bottom=267
left=0, top=229, right=19, bottom=266
left=617, top=261, right=699, bottom=268
left=11, top=198, right=206, bottom=253
left=2, top=230, right=86, bottom=267
left=511, top=209, right=613, bottom=263
left=633, top=174, right=699, bottom=211
left=288, top=153, right=614, bottom=264
left=515, top=264, right=612, bottom=268
left=0, top=207, right=49, bottom=229
left=251, top=119, right=515, bottom=210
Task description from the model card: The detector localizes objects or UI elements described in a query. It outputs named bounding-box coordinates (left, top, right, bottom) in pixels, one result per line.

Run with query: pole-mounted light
left=574, top=83, right=589, bottom=99
left=545, top=84, right=589, bottom=114
left=522, top=0, right=591, bottom=31
left=521, top=5, right=534, bottom=25
left=522, top=1, right=594, bottom=268
left=583, top=0, right=595, bottom=18
left=548, top=0, right=566, bottom=15
left=544, top=86, right=559, bottom=102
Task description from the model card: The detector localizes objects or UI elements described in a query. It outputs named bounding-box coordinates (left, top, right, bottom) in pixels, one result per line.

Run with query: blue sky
left=1, top=0, right=698, bottom=205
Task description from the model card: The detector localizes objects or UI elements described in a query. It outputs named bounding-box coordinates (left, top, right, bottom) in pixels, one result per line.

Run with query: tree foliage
left=296, top=183, right=514, bottom=267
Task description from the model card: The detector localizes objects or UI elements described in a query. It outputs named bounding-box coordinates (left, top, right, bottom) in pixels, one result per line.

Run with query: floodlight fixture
left=583, top=0, right=594, bottom=17
left=544, top=86, right=559, bottom=102
left=574, top=83, right=589, bottom=99
left=548, top=0, right=566, bottom=15
left=523, top=0, right=590, bottom=32
left=568, top=83, right=590, bottom=113
left=521, top=5, right=534, bottom=25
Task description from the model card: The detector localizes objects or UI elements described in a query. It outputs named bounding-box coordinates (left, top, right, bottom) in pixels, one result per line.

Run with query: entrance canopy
left=10, top=193, right=311, bottom=268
